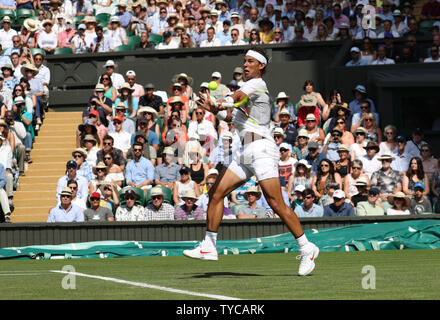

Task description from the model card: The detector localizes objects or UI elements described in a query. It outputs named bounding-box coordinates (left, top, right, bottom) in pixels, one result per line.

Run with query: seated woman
left=173, top=189, right=206, bottom=220
left=343, top=159, right=370, bottom=200
left=100, top=73, right=117, bottom=103
left=287, top=159, right=312, bottom=203
left=292, top=129, right=310, bottom=160
left=402, top=157, right=430, bottom=197
left=102, top=150, right=124, bottom=189
left=311, top=158, right=342, bottom=199
left=173, top=166, right=200, bottom=206
left=114, top=82, right=138, bottom=120
left=386, top=192, right=411, bottom=215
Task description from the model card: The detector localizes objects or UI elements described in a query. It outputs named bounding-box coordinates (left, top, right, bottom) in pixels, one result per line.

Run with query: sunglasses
left=73, top=154, right=83, bottom=158
left=134, top=148, right=142, bottom=152
left=304, top=196, right=313, bottom=199
left=113, top=121, right=122, bottom=125
left=337, top=121, right=345, bottom=124
left=332, top=134, right=341, bottom=137
left=102, top=77, right=110, bottom=80
left=365, top=118, right=373, bottom=121
left=90, top=197, right=100, bottom=201
left=96, top=168, right=106, bottom=172
left=151, top=196, right=162, bottom=200
left=61, top=195, right=72, bottom=198
left=320, top=164, right=330, bottom=167
left=69, top=186, right=77, bottom=190
left=103, top=142, right=112, bottom=146
left=280, top=149, right=289, bottom=153
left=89, top=115, right=97, bottom=118
left=206, top=182, right=215, bottom=185
left=274, top=135, right=283, bottom=139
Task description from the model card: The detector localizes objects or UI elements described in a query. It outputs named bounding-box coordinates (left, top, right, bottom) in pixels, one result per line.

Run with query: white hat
left=200, top=82, right=209, bottom=88
left=305, top=113, right=316, bottom=121
left=294, top=185, right=306, bottom=193
left=297, top=129, right=309, bottom=139
left=279, top=142, right=292, bottom=153
left=211, top=71, right=221, bottom=78
left=295, top=159, right=312, bottom=170
left=355, top=177, right=368, bottom=186
left=333, top=189, right=346, bottom=199
left=279, top=108, right=291, bottom=116
left=273, top=127, right=286, bottom=138
left=182, top=189, right=198, bottom=200
left=207, top=168, right=219, bottom=176
left=350, top=46, right=360, bottom=53
left=103, top=60, right=117, bottom=68
left=276, top=92, right=289, bottom=100
left=222, top=131, right=233, bottom=139
left=126, top=70, right=136, bottom=76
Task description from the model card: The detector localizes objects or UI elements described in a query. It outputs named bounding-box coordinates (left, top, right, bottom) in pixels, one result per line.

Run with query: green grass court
left=1, top=249, right=439, bottom=300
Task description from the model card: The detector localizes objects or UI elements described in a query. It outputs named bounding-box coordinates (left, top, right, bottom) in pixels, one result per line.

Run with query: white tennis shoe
left=183, top=242, right=218, bottom=261
left=297, top=242, right=319, bottom=276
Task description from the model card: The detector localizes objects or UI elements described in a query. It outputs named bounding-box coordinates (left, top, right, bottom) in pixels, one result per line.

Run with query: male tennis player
left=183, top=47, right=319, bottom=276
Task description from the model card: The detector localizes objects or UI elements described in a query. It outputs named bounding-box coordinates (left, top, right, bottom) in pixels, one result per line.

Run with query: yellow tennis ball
left=208, top=81, right=218, bottom=91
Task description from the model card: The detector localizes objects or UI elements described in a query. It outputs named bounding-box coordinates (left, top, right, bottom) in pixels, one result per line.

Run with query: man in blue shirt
left=294, top=188, right=324, bottom=218
left=305, top=141, right=326, bottom=173
left=345, top=47, right=368, bottom=67
left=115, top=2, right=132, bottom=29
left=324, top=190, right=355, bottom=216
left=216, top=20, right=232, bottom=45
left=125, top=142, right=155, bottom=190
left=47, top=187, right=84, bottom=222
left=349, top=84, right=377, bottom=114
left=56, top=160, right=89, bottom=203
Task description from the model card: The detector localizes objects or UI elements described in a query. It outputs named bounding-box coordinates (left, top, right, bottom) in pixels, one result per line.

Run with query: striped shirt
left=143, top=203, right=175, bottom=221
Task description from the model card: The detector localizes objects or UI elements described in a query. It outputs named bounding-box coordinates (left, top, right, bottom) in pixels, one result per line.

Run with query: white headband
left=246, top=50, right=267, bottom=65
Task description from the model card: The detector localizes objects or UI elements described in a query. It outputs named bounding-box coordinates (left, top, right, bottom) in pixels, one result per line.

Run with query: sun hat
left=244, top=186, right=261, bottom=199
left=110, top=16, right=121, bottom=24
left=279, top=108, right=291, bottom=117
left=72, top=148, right=87, bottom=159
left=118, top=82, right=135, bottom=93
left=150, top=187, right=164, bottom=197
left=353, top=84, right=366, bottom=94
left=334, top=102, right=351, bottom=114
left=355, top=177, right=368, bottom=186
left=295, top=159, right=312, bottom=170
left=211, top=71, right=221, bottom=78
left=337, top=144, right=350, bottom=153
left=83, top=134, right=97, bottom=145
left=365, top=141, right=379, bottom=152
left=308, top=141, right=320, bottom=150
left=172, top=73, right=193, bottom=86
left=377, top=151, right=396, bottom=161
left=350, top=46, right=360, bottom=53
left=92, top=161, right=108, bottom=175
left=333, top=189, right=346, bottom=199
left=163, top=146, right=175, bottom=156
left=169, top=95, right=183, bottom=105
left=137, top=106, right=158, bottom=119
left=207, top=168, right=219, bottom=177
left=273, top=127, right=286, bottom=138
left=305, top=113, right=316, bottom=121
left=279, top=142, right=292, bottom=153
left=294, top=185, right=306, bottom=193
left=387, top=191, right=411, bottom=208
left=103, top=60, right=117, bottom=68
left=297, top=129, right=309, bottom=140
left=95, top=83, right=105, bottom=91
left=182, top=189, right=199, bottom=201
left=23, top=18, right=38, bottom=31
left=42, top=19, right=53, bottom=26
left=21, top=63, right=39, bottom=76
left=60, top=187, right=73, bottom=197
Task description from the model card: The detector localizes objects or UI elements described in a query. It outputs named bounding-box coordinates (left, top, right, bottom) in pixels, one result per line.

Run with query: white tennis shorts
left=227, top=138, right=279, bottom=182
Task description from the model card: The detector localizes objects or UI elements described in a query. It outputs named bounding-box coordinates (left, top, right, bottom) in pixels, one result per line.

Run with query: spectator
left=403, top=18, right=426, bottom=40
left=296, top=94, right=320, bottom=129
left=272, top=92, right=295, bottom=123
left=343, top=159, right=370, bottom=200
left=405, top=128, right=427, bottom=159
left=371, top=152, right=402, bottom=206
left=115, top=189, right=146, bottom=221
left=322, top=127, right=343, bottom=162
left=424, top=45, right=440, bottom=63
left=125, top=142, right=155, bottom=190
left=323, top=189, right=355, bottom=216
left=303, top=13, right=317, bottom=41
left=305, top=141, right=326, bottom=173
left=372, top=45, right=396, bottom=65
left=350, top=127, right=368, bottom=161
left=86, top=84, right=112, bottom=125
left=290, top=184, right=305, bottom=209
left=56, top=160, right=88, bottom=203
left=304, top=114, right=325, bottom=146
left=311, top=158, right=342, bottom=198
left=77, top=117, right=101, bottom=149
left=359, top=141, right=381, bottom=179
left=143, top=186, right=175, bottom=221
left=99, top=72, right=117, bottom=103
left=73, top=0, right=94, bottom=17
left=287, top=159, right=313, bottom=201
left=315, top=23, right=333, bottom=41
left=236, top=186, right=267, bottom=219
left=410, top=183, right=433, bottom=214
left=92, top=25, right=112, bottom=53
left=379, top=124, right=397, bottom=155
left=82, top=134, right=99, bottom=166
left=345, top=46, right=368, bottom=66
left=47, top=187, right=84, bottom=222
left=402, top=157, right=430, bottom=197
left=173, top=166, right=200, bottom=206
left=22, top=63, right=44, bottom=130
left=66, top=179, right=87, bottom=212
left=102, top=60, right=125, bottom=91
left=0, top=16, right=17, bottom=50
left=294, top=188, right=324, bottom=218
left=420, top=144, right=438, bottom=181
left=356, top=187, right=385, bottom=216
left=11, top=97, right=33, bottom=164
left=349, top=176, right=369, bottom=207
left=89, top=161, right=109, bottom=194
left=278, top=142, right=297, bottom=186
left=292, top=25, right=308, bottom=43
left=174, top=189, right=206, bottom=220
left=391, top=135, right=411, bottom=173
left=109, top=115, right=132, bottom=155
left=386, top=191, right=411, bottom=215
left=226, top=27, right=246, bottom=45
left=276, top=109, right=298, bottom=147
left=2, top=64, right=18, bottom=95
left=259, top=18, right=275, bottom=44
left=154, top=146, right=181, bottom=189
left=84, top=192, right=114, bottom=221
left=138, top=83, right=164, bottom=115
left=208, top=130, right=236, bottom=170
left=348, top=85, right=376, bottom=114
left=350, top=100, right=380, bottom=134
left=37, top=20, right=58, bottom=55
left=391, top=10, right=408, bottom=37
left=115, top=1, right=132, bottom=29
left=96, top=135, right=125, bottom=169
left=292, top=129, right=310, bottom=160
left=115, top=83, right=138, bottom=120
left=134, top=31, right=155, bottom=50
left=3, top=111, right=26, bottom=176
left=248, top=28, right=261, bottom=45
left=126, top=130, right=157, bottom=165
left=334, top=144, right=352, bottom=178
left=244, top=8, right=259, bottom=38
left=195, top=168, right=232, bottom=215
left=72, top=147, right=93, bottom=182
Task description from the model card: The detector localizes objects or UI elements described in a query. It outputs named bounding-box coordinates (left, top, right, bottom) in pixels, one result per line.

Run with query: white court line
left=50, top=270, right=242, bottom=300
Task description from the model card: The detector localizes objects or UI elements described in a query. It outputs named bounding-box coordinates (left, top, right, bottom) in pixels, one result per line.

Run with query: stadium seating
left=54, top=47, right=73, bottom=55
left=30, top=48, right=46, bottom=57
left=144, top=186, right=173, bottom=206
left=119, top=186, right=145, bottom=206
left=113, top=44, right=134, bottom=52
left=148, top=34, right=163, bottom=46
left=0, top=8, right=15, bottom=23
left=127, top=36, right=141, bottom=48
left=16, top=8, right=34, bottom=26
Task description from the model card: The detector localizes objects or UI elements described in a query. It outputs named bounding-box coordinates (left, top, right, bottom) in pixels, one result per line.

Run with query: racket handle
left=215, top=102, right=235, bottom=108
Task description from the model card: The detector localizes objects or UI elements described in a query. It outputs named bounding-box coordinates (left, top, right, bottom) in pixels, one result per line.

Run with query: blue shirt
left=216, top=31, right=232, bottom=45
left=56, top=174, right=89, bottom=203
left=305, top=152, right=327, bottom=173
left=349, top=98, right=376, bottom=115
left=294, top=203, right=324, bottom=218
left=324, top=202, right=355, bottom=217
left=116, top=11, right=132, bottom=28
left=125, top=156, right=155, bottom=185
left=345, top=59, right=368, bottom=67
left=0, top=163, right=6, bottom=189
left=47, top=203, right=85, bottom=222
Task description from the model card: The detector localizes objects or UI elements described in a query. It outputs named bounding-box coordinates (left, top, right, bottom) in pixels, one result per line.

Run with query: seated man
left=293, top=188, right=324, bottom=218
left=356, top=187, right=385, bottom=216
left=143, top=187, right=175, bottom=221
left=236, top=186, right=267, bottom=219
left=56, top=160, right=89, bottom=203
left=109, top=115, right=132, bottom=155
left=126, top=131, right=157, bottom=166
left=47, top=187, right=84, bottom=223
left=115, top=189, right=145, bottom=221
left=174, top=189, right=206, bottom=220
left=410, top=183, right=432, bottom=214
left=154, top=147, right=181, bottom=189
left=323, top=190, right=355, bottom=216
left=125, top=142, right=155, bottom=190
left=96, top=135, right=125, bottom=170
left=84, top=192, right=114, bottom=221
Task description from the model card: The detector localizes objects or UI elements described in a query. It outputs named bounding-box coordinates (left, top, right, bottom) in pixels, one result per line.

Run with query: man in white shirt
left=105, top=16, right=127, bottom=50
left=33, top=53, right=51, bottom=107
left=230, top=12, right=245, bottom=40
left=244, top=8, right=259, bottom=39
left=424, top=45, right=440, bottom=63
left=109, top=116, right=132, bottom=154
left=200, top=26, right=222, bottom=47
left=156, top=31, right=179, bottom=49
left=371, top=45, right=396, bottom=65
left=208, top=9, right=223, bottom=34
left=225, top=28, right=246, bottom=45
left=303, top=13, right=317, bottom=41
left=0, top=16, right=17, bottom=49
left=360, top=142, right=382, bottom=178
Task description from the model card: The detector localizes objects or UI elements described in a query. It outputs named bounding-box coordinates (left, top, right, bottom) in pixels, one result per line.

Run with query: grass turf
left=0, top=249, right=439, bottom=300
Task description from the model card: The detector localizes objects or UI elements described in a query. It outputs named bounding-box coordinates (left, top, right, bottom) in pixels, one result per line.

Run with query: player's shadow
left=187, top=272, right=265, bottom=279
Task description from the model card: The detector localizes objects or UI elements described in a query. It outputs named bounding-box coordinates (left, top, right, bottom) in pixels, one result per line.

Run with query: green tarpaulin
left=1, top=219, right=439, bottom=260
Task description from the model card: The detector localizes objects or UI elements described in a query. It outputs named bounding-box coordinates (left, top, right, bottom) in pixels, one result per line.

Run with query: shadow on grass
left=187, top=272, right=266, bottom=278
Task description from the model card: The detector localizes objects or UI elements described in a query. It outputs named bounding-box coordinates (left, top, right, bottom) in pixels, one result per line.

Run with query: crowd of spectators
left=45, top=59, right=440, bottom=222
left=0, top=0, right=438, bottom=60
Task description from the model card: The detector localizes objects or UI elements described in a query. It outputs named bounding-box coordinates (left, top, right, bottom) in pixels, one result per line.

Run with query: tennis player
left=183, top=47, right=319, bottom=276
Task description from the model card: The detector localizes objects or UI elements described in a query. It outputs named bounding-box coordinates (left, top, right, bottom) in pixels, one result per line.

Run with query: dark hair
left=406, top=157, right=425, bottom=181
left=303, top=80, right=314, bottom=91
left=100, top=73, right=113, bottom=86
left=67, top=179, right=78, bottom=187
left=302, top=188, right=315, bottom=198
left=103, top=134, right=114, bottom=143
left=133, top=141, right=143, bottom=149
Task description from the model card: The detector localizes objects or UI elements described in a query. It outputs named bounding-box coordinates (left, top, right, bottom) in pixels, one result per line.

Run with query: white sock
left=296, top=233, right=309, bottom=249
left=204, top=231, right=218, bottom=248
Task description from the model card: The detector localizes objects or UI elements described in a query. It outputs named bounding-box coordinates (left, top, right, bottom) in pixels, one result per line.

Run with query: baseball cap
left=395, top=135, right=406, bottom=143
left=88, top=110, right=99, bottom=117
left=294, top=185, right=306, bottom=193
left=368, top=187, right=380, bottom=195
left=211, top=71, right=221, bottom=78
left=90, top=192, right=101, bottom=199
left=414, top=182, right=425, bottom=190
left=333, top=189, right=346, bottom=199
left=66, top=160, right=77, bottom=169
left=350, top=47, right=360, bottom=53
left=308, top=141, right=320, bottom=150
left=126, top=70, right=136, bottom=76
left=113, top=115, right=124, bottom=122
left=279, top=142, right=292, bottom=152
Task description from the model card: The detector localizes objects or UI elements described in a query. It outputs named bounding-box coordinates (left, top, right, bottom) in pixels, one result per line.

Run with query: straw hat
left=387, top=191, right=411, bottom=208
left=138, top=106, right=158, bottom=119
left=244, top=186, right=261, bottom=200
left=337, top=144, right=350, bottom=153
left=181, top=189, right=198, bottom=201
left=72, top=148, right=87, bottom=159
left=92, top=161, right=108, bottom=175
left=297, top=129, right=309, bottom=139
left=294, top=159, right=312, bottom=170
left=60, top=187, right=73, bottom=197
left=169, top=96, right=183, bottom=105
left=118, top=82, right=135, bottom=93
left=83, top=134, right=97, bottom=145
left=150, top=186, right=164, bottom=197
left=21, top=63, right=39, bottom=76
left=82, top=16, right=97, bottom=24
left=377, top=151, right=395, bottom=161
left=23, top=18, right=38, bottom=31
left=172, top=73, right=193, bottom=86
left=334, top=102, right=351, bottom=114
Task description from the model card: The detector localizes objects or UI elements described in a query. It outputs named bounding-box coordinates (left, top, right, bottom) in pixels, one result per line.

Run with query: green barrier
left=1, top=219, right=439, bottom=260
